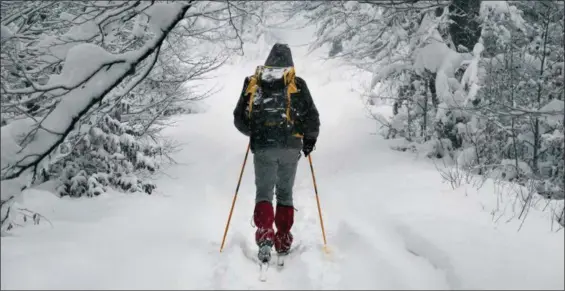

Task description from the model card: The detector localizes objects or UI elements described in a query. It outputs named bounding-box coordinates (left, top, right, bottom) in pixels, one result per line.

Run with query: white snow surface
left=1, top=28, right=563, bottom=290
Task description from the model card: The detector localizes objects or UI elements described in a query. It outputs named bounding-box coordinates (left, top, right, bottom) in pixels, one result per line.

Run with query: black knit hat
left=264, top=43, right=294, bottom=67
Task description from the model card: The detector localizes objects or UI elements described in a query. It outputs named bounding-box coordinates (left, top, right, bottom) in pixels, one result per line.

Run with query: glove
left=302, top=137, right=317, bottom=157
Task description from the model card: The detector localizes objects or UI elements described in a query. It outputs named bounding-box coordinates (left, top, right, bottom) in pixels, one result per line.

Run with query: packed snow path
left=2, top=43, right=564, bottom=290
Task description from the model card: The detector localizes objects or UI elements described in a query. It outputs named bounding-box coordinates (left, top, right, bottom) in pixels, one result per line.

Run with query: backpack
left=245, top=65, right=302, bottom=138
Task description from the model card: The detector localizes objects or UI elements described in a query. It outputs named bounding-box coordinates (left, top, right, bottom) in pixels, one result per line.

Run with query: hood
left=264, top=43, right=294, bottom=67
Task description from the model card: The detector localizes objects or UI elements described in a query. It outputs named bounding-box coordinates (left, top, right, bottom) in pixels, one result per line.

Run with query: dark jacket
left=233, top=44, right=320, bottom=152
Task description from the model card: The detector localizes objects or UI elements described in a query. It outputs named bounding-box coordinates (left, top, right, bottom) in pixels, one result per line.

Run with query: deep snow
left=1, top=29, right=564, bottom=290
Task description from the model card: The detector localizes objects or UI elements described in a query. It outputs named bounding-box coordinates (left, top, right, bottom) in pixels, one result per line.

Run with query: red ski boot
left=274, top=205, right=294, bottom=254
left=254, top=201, right=274, bottom=262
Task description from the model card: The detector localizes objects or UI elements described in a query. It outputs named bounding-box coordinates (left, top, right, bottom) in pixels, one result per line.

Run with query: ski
left=257, top=244, right=272, bottom=282
left=259, top=261, right=269, bottom=282
left=276, top=242, right=306, bottom=270
left=239, top=240, right=308, bottom=281
left=276, top=253, right=286, bottom=268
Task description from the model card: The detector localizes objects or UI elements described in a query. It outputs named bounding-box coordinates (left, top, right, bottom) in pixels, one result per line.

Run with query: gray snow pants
left=253, top=148, right=301, bottom=207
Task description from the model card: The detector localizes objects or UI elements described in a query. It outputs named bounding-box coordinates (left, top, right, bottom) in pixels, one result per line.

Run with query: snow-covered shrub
left=49, top=111, right=159, bottom=197
left=489, top=159, right=534, bottom=181
left=422, top=138, right=454, bottom=160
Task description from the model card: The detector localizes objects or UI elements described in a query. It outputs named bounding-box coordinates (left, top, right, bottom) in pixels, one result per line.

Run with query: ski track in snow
left=2, top=30, right=564, bottom=290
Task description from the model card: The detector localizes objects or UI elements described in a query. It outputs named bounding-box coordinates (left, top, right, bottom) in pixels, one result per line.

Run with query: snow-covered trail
left=2, top=37, right=564, bottom=290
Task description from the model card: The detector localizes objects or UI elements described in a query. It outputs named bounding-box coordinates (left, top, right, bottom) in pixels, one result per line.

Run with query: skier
left=233, top=43, right=320, bottom=263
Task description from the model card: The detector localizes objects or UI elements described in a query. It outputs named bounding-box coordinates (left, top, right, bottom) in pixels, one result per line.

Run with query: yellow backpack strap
left=283, top=67, right=303, bottom=138
left=283, top=67, right=298, bottom=124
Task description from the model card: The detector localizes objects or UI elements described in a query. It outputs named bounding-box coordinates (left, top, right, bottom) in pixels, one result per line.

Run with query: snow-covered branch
left=1, top=2, right=193, bottom=181
left=0, top=0, right=284, bottom=234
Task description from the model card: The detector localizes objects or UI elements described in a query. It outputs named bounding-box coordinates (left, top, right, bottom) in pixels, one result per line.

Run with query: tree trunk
left=423, top=81, right=429, bottom=141
left=533, top=11, right=550, bottom=174
left=428, top=71, right=438, bottom=109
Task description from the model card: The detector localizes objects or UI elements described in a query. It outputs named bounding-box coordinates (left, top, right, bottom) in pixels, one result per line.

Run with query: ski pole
left=220, top=142, right=251, bottom=252
left=308, top=154, right=328, bottom=252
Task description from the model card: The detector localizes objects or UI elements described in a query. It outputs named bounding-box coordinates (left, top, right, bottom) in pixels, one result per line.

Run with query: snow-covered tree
left=0, top=1, right=263, bottom=233
left=471, top=1, right=564, bottom=199
left=305, top=0, right=564, bottom=226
